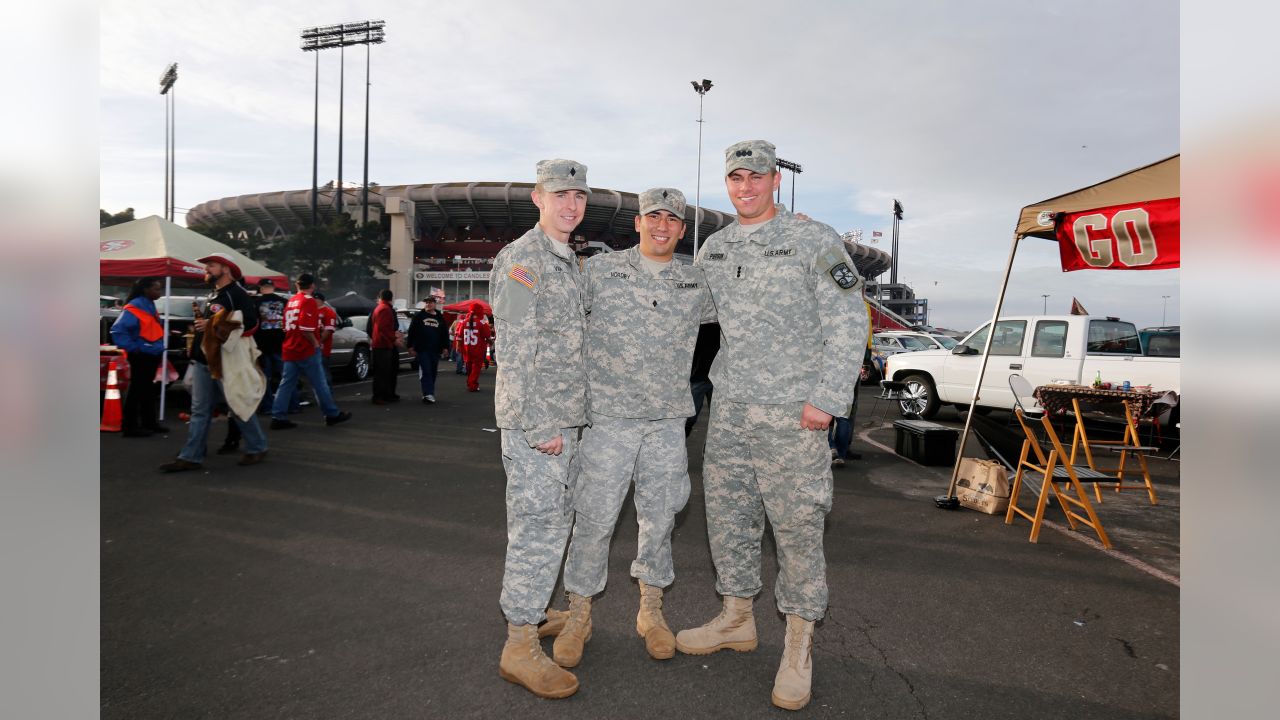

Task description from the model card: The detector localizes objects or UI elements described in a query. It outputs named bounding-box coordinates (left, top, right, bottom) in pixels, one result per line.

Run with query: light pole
left=889, top=199, right=904, bottom=285
left=1162, top=295, right=1171, bottom=325
left=301, top=21, right=385, bottom=224
left=159, top=63, right=177, bottom=222
left=1041, top=294, right=1050, bottom=313
left=690, top=78, right=712, bottom=257
left=776, top=158, right=803, bottom=211
left=156, top=62, right=177, bottom=423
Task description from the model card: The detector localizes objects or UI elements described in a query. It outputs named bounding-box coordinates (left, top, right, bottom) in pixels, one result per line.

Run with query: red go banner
left=1054, top=197, right=1180, bottom=271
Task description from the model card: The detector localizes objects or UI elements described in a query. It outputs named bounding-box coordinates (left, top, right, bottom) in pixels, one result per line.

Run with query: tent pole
left=159, top=277, right=171, bottom=422
left=936, top=230, right=1022, bottom=508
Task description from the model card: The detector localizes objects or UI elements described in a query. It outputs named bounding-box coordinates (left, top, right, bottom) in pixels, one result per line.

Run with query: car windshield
left=897, top=335, right=932, bottom=351
left=930, top=335, right=957, bottom=349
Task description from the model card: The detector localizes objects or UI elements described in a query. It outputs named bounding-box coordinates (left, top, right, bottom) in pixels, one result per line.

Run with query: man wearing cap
left=676, top=140, right=869, bottom=711
left=406, top=296, right=447, bottom=403
left=552, top=187, right=715, bottom=669
left=160, top=253, right=270, bottom=471
left=268, top=273, right=352, bottom=430
left=489, top=159, right=589, bottom=699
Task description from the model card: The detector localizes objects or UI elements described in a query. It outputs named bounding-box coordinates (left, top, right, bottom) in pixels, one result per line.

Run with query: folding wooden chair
left=1067, top=395, right=1162, bottom=505
left=1005, top=376, right=1113, bottom=549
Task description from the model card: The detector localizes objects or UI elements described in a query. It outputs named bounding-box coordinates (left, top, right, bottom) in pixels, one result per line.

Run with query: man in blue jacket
left=109, top=277, right=169, bottom=437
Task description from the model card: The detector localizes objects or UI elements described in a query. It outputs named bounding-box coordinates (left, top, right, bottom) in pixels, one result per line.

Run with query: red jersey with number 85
left=282, top=291, right=319, bottom=361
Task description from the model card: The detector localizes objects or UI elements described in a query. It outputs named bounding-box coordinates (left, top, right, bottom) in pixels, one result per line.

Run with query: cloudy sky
left=100, top=0, right=1179, bottom=330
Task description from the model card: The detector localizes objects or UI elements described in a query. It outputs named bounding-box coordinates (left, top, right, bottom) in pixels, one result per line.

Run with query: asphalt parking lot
left=101, top=370, right=1179, bottom=719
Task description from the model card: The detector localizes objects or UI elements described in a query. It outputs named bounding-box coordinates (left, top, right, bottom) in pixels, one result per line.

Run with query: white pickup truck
left=883, top=315, right=1180, bottom=418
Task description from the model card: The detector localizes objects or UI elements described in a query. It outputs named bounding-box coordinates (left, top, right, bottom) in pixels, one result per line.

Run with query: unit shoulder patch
left=829, top=262, right=860, bottom=290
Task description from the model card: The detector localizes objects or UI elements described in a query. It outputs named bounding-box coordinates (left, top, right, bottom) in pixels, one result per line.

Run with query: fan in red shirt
left=370, top=289, right=402, bottom=404
left=457, top=310, right=493, bottom=392
left=269, top=273, right=351, bottom=428
left=314, top=291, right=339, bottom=383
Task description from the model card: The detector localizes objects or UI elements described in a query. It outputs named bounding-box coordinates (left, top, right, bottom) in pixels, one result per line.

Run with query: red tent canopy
left=100, top=215, right=288, bottom=286
left=444, top=299, right=492, bottom=315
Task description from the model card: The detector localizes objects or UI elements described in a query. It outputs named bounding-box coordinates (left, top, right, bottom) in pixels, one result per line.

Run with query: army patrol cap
left=638, top=187, right=687, bottom=219
left=724, top=139, right=776, bottom=175
left=536, top=158, right=590, bottom=193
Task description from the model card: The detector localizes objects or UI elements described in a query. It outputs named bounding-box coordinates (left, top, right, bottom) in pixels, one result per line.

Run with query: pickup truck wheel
left=349, top=346, right=371, bottom=381
left=899, top=374, right=940, bottom=419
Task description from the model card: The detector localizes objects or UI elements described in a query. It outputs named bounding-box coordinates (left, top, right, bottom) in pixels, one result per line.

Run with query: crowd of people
left=108, top=256, right=509, bottom=470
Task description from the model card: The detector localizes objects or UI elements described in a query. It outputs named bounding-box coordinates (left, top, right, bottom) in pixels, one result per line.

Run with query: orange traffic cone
left=101, top=359, right=123, bottom=432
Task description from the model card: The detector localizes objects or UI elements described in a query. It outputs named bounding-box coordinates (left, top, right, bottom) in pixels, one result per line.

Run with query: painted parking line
left=857, top=423, right=1180, bottom=589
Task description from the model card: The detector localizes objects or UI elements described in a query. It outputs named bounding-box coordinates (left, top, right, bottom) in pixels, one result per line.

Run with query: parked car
left=346, top=312, right=415, bottom=369
left=876, top=330, right=957, bottom=352
left=883, top=315, right=1181, bottom=418
left=1140, top=328, right=1180, bottom=357
left=863, top=331, right=953, bottom=385
left=327, top=316, right=373, bottom=381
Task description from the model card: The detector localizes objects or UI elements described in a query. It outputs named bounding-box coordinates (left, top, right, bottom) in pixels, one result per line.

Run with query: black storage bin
left=892, top=420, right=959, bottom=466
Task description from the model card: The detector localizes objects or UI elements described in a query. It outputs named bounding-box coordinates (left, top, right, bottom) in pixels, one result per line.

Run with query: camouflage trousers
left=499, top=429, right=579, bottom=625
left=703, top=400, right=832, bottom=621
left=563, top=416, right=691, bottom=597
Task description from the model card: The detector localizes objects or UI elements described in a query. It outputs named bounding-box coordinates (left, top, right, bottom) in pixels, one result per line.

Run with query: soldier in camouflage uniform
left=674, top=140, right=869, bottom=712
left=552, top=187, right=716, bottom=668
left=490, top=158, right=590, bottom=700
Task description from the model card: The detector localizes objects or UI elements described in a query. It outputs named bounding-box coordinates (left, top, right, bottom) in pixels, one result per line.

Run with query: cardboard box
left=955, top=457, right=1012, bottom=515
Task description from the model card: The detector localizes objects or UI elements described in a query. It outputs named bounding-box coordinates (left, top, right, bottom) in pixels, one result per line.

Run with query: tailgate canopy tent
left=328, top=292, right=377, bottom=318
left=939, top=155, right=1180, bottom=507
left=100, top=215, right=289, bottom=422
left=100, top=215, right=288, bottom=287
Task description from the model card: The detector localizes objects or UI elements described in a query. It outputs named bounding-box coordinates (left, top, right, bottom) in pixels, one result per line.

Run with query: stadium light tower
left=159, top=63, right=177, bottom=222
left=889, top=199, right=904, bottom=285
left=302, top=21, right=385, bottom=225
left=690, top=78, right=712, bottom=256
left=776, top=157, right=802, bottom=211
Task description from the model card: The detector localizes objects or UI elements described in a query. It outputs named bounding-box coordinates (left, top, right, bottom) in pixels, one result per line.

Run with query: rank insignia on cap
left=829, top=262, right=858, bottom=290
left=569, top=167, right=576, bottom=176
left=662, top=191, right=668, bottom=198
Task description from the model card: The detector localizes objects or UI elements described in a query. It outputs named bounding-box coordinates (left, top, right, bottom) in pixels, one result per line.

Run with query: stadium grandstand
left=187, top=181, right=893, bottom=302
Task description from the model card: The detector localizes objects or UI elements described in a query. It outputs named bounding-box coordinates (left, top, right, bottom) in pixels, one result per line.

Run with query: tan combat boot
left=552, top=592, right=592, bottom=668
left=636, top=582, right=676, bottom=660
left=538, top=608, right=568, bottom=638
left=498, top=623, right=579, bottom=699
left=674, top=595, right=758, bottom=655
left=771, top=614, right=815, bottom=710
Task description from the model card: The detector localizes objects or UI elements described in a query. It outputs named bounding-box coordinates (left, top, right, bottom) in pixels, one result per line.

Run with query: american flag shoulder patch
left=509, top=264, right=536, bottom=290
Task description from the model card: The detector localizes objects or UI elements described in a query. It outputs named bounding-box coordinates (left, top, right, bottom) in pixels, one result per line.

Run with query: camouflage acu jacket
left=583, top=246, right=715, bottom=421
left=695, top=206, right=870, bottom=417
left=490, top=225, right=587, bottom=442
